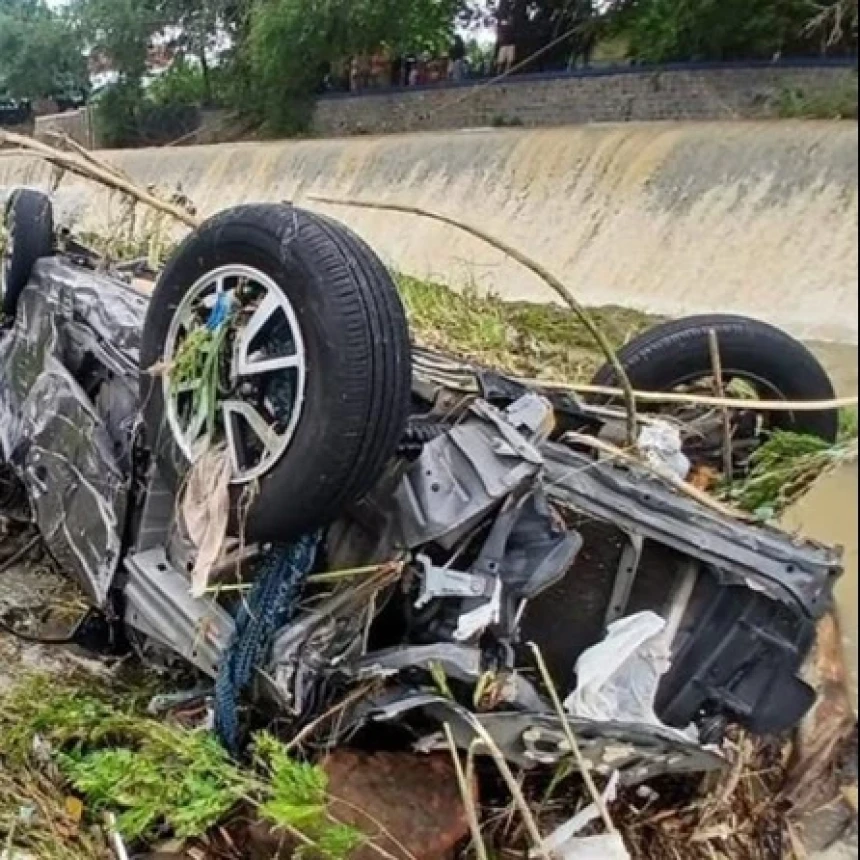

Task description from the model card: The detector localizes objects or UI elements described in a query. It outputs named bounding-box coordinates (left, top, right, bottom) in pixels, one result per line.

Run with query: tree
left=240, top=0, right=467, bottom=132
left=604, top=0, right=847, bottom=63
left=0, top=0, right=88, bottom=100
left=159, top=0, right=233, bottom=105
left=73, top=0, right=163, bottom=84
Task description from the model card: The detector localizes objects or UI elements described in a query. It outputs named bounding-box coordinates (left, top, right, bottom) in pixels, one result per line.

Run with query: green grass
left=398, top=274, right=656, bottom=383
left=0, top=674, right=363, bottom=858
left=725, top=429, right=858, bottom=519
left=777, top=76, right=859, bottom=120
left=839, top=406, right=858, bottom=442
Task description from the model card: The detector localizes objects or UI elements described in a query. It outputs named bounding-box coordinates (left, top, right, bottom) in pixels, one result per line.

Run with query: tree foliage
left=8, top=0, right=851, bottom=141
left=239, top=0, right=467, bottom=131
left=605, top=0, right=853, bottom=62
left=0, top=0, right=88, bottom=100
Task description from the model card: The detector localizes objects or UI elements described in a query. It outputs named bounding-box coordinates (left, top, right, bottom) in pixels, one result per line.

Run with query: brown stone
left=324, top=750, right=471, bottom=860
left=244, top=751, right=472, bottom=860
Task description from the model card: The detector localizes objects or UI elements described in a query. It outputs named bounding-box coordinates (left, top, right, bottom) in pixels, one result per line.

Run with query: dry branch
left=564, top=431, right=756, bottom=521
left=708, top=329, right=735, bottom=477
left=0, top=130, right=202, bottom=230
left=523, top=378, right=858, bottom=413
left=307, top=194, right=641, bottom=447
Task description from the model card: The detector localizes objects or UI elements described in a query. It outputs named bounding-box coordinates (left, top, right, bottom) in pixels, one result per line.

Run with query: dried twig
left=564, top=431, right=755, bottom=521
left=307, top=194, right=640, bottom=447
left=524, top=378, right=858, bottom=412
left=708, top=329, right=734, bottom=478
left=0, top=130, right=201, bottom=230
left=43, top=131, right=133, bottom=186
left=444, top=724, right=490, bottom=860
left=528, top=642, right=617, bottom=834
left=457, top=712, right=552, bottom=860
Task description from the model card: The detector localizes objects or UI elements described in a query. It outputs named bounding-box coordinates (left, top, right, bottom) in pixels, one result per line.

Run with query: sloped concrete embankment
left=1, top=121, right=857, bottom=346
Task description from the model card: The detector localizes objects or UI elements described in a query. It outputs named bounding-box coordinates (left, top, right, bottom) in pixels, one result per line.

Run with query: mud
left=784, top=460, right=859, bottom=713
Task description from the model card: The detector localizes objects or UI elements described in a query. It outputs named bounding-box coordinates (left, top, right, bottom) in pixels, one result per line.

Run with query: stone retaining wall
left=312, top=63, right=857, bottom=136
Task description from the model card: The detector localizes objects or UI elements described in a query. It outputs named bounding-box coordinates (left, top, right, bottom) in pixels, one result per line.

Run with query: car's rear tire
left=1, top=189, right=54, bottom=319
left=592, top=314, right=839, bottom=442
left=140, top=203, right=412, bottom=543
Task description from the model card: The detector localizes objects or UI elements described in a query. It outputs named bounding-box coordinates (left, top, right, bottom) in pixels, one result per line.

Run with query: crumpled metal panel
left=541, top=443, right=840, bottom=614
left=394, top=399, right=544, bottom=549
left=0, top=259, right=146, bottom=604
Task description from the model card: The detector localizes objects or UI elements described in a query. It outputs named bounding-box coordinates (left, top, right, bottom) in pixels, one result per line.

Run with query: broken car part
left=0, top=196, right=843, bottom=776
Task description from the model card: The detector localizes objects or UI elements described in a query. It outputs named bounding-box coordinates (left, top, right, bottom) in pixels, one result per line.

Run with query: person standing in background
left=449, top=34, right=467, bottom=81
left=496, top=13, right=516, bottom=73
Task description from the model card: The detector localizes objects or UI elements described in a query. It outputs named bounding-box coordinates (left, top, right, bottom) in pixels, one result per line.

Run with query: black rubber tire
left=592, top=314, right=839, bottom=442
left=2, top=189, right=54, bottom=318
left=140, top=203, right=412, bottom=542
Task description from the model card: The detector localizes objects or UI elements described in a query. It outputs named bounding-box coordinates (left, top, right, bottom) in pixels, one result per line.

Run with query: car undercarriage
left=0, top=194, right=844, bottom=787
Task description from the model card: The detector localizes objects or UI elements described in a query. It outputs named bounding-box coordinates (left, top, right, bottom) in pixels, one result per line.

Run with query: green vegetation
left=607, top=0, right=835, bottom=64
left=725, top=424, right=858, bottom=518
left=0, top=674, right=363, bottom=857
left=4, top=0, right=854, bottom=144
left=399, top=274, right=655, bottom=382
left=0, top=0, right=87, bottom=102
left=778, top=74, right=859, bottom=119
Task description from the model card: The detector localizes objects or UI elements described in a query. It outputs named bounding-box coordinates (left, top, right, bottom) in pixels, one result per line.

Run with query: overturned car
left=0, top=190, right=844, bottom=781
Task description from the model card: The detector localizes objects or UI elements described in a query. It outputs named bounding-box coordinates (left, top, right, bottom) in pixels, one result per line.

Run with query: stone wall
left=34, top=108, right=95, bottom=149
left=312, top=63, right=857, bottom=137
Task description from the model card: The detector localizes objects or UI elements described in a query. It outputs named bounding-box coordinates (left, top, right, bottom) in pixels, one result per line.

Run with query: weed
left=169, top=304, right=234, bottom=444
left=398, top=274, right=655, bottom=383
left=777, top=77, right=859, bottom=120
left=0, top=675, right=363, bottom=857
left=724, top=430, right=858, bottom=518
left=839, top=406, right=858, bottom=442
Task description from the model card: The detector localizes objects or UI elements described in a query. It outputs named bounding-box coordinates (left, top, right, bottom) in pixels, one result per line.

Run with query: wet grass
left=397, top=274, right=657, bottom=383
left=0, top=673, right=363, bottom=859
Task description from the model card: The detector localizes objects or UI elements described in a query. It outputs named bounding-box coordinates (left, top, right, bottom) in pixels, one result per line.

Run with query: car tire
left=592, top=314, right=839, bottom=442
left=2, top=189, right=54, bottom=319
left=140, top=203, right=412, bottom=543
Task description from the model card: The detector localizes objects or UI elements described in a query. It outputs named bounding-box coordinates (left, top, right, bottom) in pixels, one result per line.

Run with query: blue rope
left=206, top=291, right=231, bottom=332
left=215, top=533, right=321, bottom=752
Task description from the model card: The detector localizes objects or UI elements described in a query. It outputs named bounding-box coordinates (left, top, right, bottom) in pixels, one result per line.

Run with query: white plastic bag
left=638, top=420, right=691, bottom=481
left=564, top=611, right=696, bottom=741
left=557, top=834, right=631, bottom=860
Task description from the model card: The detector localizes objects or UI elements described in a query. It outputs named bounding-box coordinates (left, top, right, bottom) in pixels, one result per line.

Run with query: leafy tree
left=604, top=0, right=844, bottom=62
left=0, top=0, right=88, bottom=100
left=159, top=0, right=233, bottom=105
left=241, top=0, right=467, bottom=132
left=73, top=0, right=163, bottom=83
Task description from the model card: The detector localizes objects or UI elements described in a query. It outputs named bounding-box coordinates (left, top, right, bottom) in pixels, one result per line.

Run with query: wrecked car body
left=0, top=195, right=843, bottom=785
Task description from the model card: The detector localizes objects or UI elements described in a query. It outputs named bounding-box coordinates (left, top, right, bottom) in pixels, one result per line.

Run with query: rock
left=246, top=751, right=472, bottom=860
left=324, top=751, right=471, bottom=860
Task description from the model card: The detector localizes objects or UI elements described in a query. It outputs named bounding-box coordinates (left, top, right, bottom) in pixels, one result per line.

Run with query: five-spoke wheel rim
left=162, top=264, right=307, bottom=484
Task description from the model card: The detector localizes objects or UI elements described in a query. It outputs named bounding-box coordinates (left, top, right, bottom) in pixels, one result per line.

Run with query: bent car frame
left=0, top=189, right=843, bottom=781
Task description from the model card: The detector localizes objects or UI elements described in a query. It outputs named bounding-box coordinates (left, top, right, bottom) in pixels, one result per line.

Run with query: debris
left=530, top=771, right=621, bottom=857
left=181, top=447, right=233, bottom=598
left=1, top=186, right=855, bottom=860
left=637, top=421, right=691, bottom=482
left=106, top=813, right=130, bottom=860
left=546, top=834, right=631, bottom=860
left=565, top=611, right=695, bottom=741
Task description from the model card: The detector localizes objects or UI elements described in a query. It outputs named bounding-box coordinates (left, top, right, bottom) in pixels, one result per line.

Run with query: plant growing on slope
left=0, top=675, right=364, bottom=857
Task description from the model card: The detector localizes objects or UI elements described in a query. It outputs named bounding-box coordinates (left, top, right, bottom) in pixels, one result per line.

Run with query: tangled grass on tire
left=169, top=319, right=233, bottom=444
